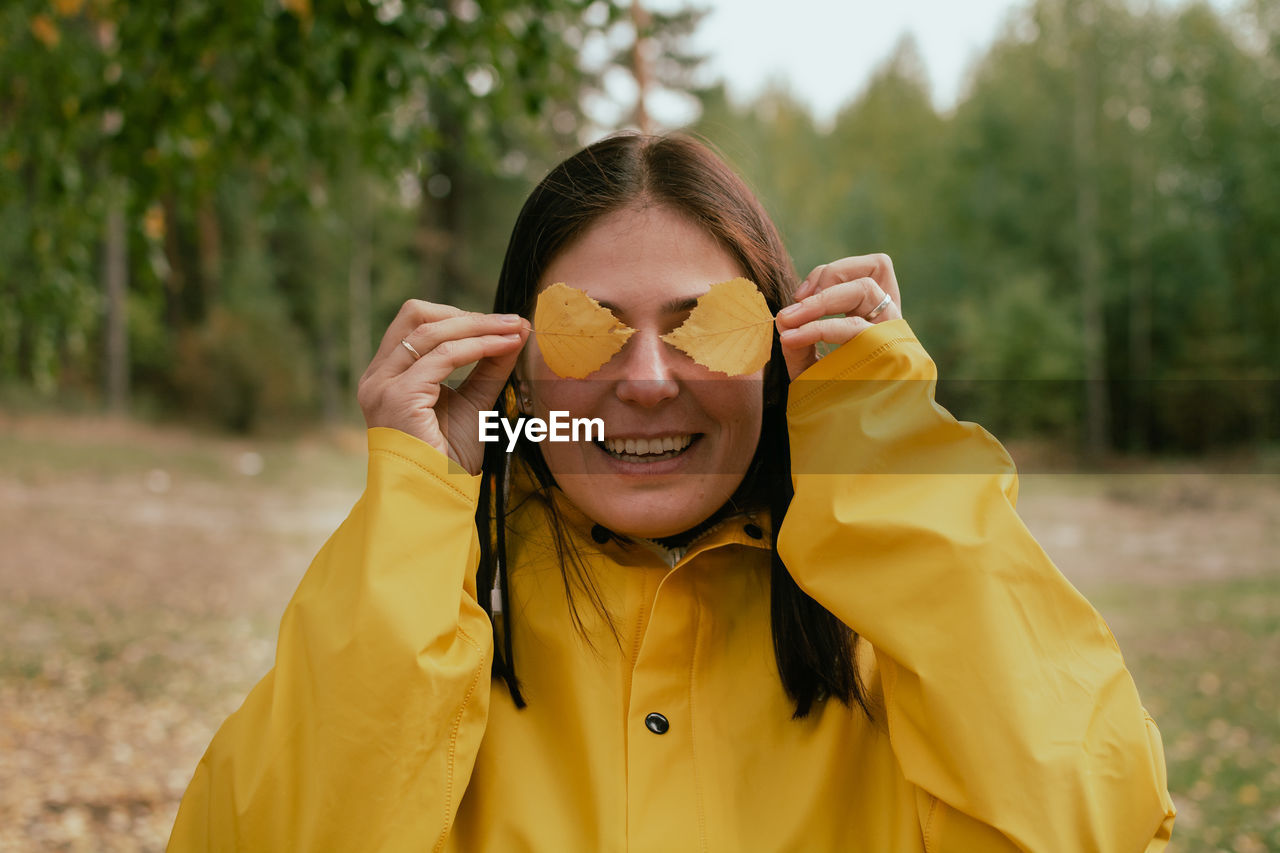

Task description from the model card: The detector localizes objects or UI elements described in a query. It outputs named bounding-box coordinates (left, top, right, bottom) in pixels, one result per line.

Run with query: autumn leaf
left=51, top=0, right=85, bottom=17
left=281, top=0, right=313, bottom=26
left=661, top=277, right=773, bottom=376
left=143, top=205, right=166, bottom=242
left=534, top=282, right=635, bottom=378
left=31, top=14, right=61, bottom=48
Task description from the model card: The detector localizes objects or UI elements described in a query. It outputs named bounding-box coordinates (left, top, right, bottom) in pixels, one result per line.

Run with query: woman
left=169, top=134, right=1176, bottom=851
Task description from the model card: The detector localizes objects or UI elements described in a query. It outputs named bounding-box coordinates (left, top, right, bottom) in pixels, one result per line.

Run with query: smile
left=597, top=434, right=697, bottom=463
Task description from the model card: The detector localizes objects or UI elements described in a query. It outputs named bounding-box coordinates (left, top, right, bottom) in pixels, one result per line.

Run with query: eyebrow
left=597, top=296, right=700, bottom=316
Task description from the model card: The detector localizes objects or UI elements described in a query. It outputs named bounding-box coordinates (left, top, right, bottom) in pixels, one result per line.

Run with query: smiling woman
left=168, top=133, right=1176, bottom=852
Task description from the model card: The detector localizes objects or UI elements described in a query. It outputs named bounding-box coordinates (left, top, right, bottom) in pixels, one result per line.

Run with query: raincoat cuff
left=366, top=427, right=482, bottom=506
left=787, top=318, right=923, bottom=409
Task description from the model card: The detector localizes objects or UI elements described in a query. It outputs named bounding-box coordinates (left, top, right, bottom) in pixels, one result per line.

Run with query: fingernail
left=503, top=333, right=522, bottom=341
left=777, top=303, right=802, bottom=318
left=500, top=314, right=522, bottom=323
left=779, top=328, right=799, bottom=340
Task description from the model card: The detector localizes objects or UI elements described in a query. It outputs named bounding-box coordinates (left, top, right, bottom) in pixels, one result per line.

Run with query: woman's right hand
left=357, top=300, right=530, bottom=475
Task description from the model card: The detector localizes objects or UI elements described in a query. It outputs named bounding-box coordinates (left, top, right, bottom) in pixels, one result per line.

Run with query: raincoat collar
left=507, top=455, right=772, bottom=570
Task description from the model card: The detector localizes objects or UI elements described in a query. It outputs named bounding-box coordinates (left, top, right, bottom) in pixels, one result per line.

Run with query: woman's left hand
left=775, top=253, right=904, bottom=381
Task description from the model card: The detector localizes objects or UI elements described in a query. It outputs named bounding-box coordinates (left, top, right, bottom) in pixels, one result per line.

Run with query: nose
left=615, top=330, right=679, bottom=406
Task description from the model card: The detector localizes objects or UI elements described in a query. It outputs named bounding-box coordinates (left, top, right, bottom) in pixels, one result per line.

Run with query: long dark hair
left=476, top=132, right=866, bottom=719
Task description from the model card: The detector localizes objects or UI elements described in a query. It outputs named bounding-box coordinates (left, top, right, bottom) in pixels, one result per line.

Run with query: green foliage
left=1, top=0, right=630, bottom=423
left=3, top=0, right=1277, bottom=453
left=695, top=0, right=1279, bottom=453
left=174, top=305, right=315, bottom=433
left=943, top=271, right=1086, bottom=439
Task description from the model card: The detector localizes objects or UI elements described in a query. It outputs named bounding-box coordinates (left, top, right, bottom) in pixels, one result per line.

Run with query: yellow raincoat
left=169, top=319, right=1176, bottom=851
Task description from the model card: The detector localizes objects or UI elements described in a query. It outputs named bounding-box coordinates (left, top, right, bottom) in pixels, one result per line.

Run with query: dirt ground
left=0, top=415, right=1275, bottom=851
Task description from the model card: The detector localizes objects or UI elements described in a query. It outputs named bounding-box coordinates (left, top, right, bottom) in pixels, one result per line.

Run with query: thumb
left=778, top=323, right=818, bottom=382
left=458, top=326, right=529, bottom=412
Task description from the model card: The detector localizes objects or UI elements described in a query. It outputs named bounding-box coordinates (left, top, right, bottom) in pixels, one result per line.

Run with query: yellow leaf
left=661, top=277, right=773, bottom=376
left=52, top=0, right=85, bottom=17
left=534, top=282, right=635, bottom=379
left=143, top=204, right=165, bottom=242
left=281, top=0, right=312, bottom=23
left=31, top=14, right=61, bottom=47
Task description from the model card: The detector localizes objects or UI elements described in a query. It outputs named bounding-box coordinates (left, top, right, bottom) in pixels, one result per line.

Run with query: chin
left=606, top=514, right=697, bottom=540
left=578, top=484, right=739, bottom=540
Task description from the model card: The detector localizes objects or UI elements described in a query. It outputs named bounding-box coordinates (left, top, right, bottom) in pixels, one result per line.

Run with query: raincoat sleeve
left=778, top=318, right=1177, bottom=852
left=168, top=427, right=492, bottom=852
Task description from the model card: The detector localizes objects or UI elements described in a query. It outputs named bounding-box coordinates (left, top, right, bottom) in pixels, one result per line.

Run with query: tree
left=1, top=0, right=642, bottom=428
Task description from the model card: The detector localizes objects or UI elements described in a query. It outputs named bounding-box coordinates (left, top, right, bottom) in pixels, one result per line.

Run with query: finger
left=815, top=276, right=900, bottom=324
left=402, top=331, right=528, bottom=386
left=372, top=312, right=525, bottom=381
left=371, top=300, right=469, bottom=368
left=795, top=264, right=827, bottom=301
left=778, top=312, right=876, bottom=381
left=407, top=313, right=524, bottom=368
left=806, top=253, right=902, bottom=311
left=776, top=277, right=897, bottom=330
left=780, top=316, right=872, bottom=350
left=456, top=324, right=531, bottom=411
left=778, top=334, right=817, bottom=382
left=775, top=277, right=875, bottom=329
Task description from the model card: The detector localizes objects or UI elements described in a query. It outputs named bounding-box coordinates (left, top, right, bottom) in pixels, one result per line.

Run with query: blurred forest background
left=3, top=0, right=1280, bottom=851
left=2, top=0, right=1278, bottom=455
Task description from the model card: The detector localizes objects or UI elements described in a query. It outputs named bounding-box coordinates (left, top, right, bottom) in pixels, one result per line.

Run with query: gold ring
left=866, top=293, right=893, bottom=321
left=400, top=339, right=422, bottom=361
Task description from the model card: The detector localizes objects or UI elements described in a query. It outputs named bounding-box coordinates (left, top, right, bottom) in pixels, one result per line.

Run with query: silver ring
left=400, top=339, right=422, bottom=361
left=866, top=293, right=893, bottom=321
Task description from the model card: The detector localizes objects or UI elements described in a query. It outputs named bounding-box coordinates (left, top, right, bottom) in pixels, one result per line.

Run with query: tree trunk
left=418, top=107, right=467, bottom=306
left=416, top=175, right=448, bottom=303
left=439, top=160, right=466, bottom=305
left=319, top=323, right=341, bottom=424
left=1128, top=148, right=1153, bottom=453
left=104, top=181, right=129, bottom=413
left=632, top=1, right=653, bottom=133
left=162, top=194, right=186, bottom=331
left=196, top=194, right=222, bottom=312
left=348, top=184, right=372, bottom=405
left=1073, top=0, right=1109, bottom=459
left=1127, top=20, right=1153, bottom=453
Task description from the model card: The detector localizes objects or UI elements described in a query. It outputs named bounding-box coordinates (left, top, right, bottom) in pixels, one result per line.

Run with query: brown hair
left=477, top=132, right=866, bottom=719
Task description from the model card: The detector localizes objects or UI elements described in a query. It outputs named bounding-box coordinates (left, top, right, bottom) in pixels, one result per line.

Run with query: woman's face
left=520, top=204, right=765, bottom=539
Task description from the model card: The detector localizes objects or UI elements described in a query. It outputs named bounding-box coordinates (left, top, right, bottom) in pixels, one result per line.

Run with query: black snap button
left=591, top=524, right=612, bottom=544
left=743, top=523, right=763, bottom=540
left=644, top=712, right=670, bottom=735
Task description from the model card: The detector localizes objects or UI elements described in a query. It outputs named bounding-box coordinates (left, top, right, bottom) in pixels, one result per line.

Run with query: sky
left=640, top=0, right=1241, bottom=127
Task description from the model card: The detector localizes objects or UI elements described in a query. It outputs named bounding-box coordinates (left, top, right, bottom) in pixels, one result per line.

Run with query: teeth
left=603, top=435, right=693, bottom=457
